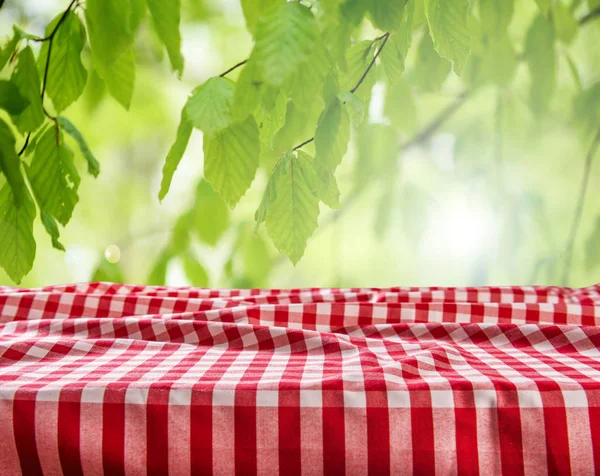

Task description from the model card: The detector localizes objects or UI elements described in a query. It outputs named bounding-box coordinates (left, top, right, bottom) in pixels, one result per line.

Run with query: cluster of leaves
left=159, top=0, right=600, bottom=275
left=2, top=0, right=600, bottom=285
left=0, top=0, right=184, bottom=283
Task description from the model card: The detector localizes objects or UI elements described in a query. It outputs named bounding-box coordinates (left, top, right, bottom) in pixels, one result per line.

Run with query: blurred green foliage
left=0, top=0, right=600, bottom=289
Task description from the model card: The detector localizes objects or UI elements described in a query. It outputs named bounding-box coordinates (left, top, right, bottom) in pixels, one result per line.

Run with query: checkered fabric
left=1, top=282, right=600, bottom=475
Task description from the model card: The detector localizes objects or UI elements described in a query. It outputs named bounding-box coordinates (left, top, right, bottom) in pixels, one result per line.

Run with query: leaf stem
left=561, top=128, right=600, bottom=285
left=219, top=59, right=248, bottom=77
left=290, top=31, right=391, bottom=153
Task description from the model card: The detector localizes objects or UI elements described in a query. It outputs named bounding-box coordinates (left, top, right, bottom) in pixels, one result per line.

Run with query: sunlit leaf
left=203, top=116, right=260, bottom=207
left=479, top=0, right=514, bottom=35
left=298, top=150, right=340, bottom=209
left=265, top=152, right=320, bottom=264
left=0, top=183, right=36, bottom=284
left=98, top=48, right=135, bottom=110
left=0, top=119, right=26, bottom=207
left=255, top=150, right=291, bottom=226
left=0, top=27, right=21, bottom=71
left=241, top=0, right=285, bottom=36
left=58, top=117, right=100, bottom=178
left=185, top=77, right=235, bottom=136
left=552, top=1, right=578, bottom=44
left=10, top=47, right=44, bottom=134
left=147, top=0, right=184, bottom=75
left=159, top=110, right=193, bottom=201
left=86, top=0, right=133, bottom=70
left=28, top=127, right=80, bottom=227
left=40, top=210, right=65, bottom=251
left=39, top=11, right=87, bottom=113
left=253, top=2, right=316, bottom=86
left=314, top=98, right=350, bottom=173
left=424, top=0, right=470, bottom=74
left=367, top=0, right=407, bottom=31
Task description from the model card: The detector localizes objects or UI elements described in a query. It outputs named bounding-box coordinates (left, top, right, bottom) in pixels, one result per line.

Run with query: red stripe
left=102, top=392, right=126, bottom=476
left=410, top=407, right=435, bottom=475
left=367, top=406, right=391, bottom=475
left=455, top=407, right=479, bottom=473
left=589, top=407, right=600, bottom=474
left=322, top=406, right=346, bottom=474
left=57, top=395, right=83, bottom=475
left=146, top=402, right=170, bottom=473
left=497, top=407, right=524, bottom=476
left=235, top=404, right=257, bottom=474
left=13, top=396, right=43, bottom=475
left=190, top=392, right=213, bottom=474
left=543, top=406, right=571, bottom=473
left=279, top=405, right=301, bottom=475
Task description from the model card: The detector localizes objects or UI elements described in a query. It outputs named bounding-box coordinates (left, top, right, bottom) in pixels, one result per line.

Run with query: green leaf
left=97, top=48, right=136, bottom=110
left=40, top=210, right=65, bottom=251
left=339, top=90, right=366, bottom=127
left=147, top=0, right=184, bottom=75
left=39, top=11, right=87, bottom=113
left=86, top=0, right=134, bottom=70
left=58, top=117, right=100, bottom=178
left=158, top=111, right=193, bottom=201
left=255, top=150, right=291, bottom=227
left=10, top=47, right=44, bottom=134
left=384, top=76, right=418, bottom=133
left=185, top=77, right=235, bottom=136
left=341, top=40, right=376, bottom=102
left=479, top=0, right=514, bottom=35
left=91, top=260, right=124, bottom=283
left=28, top=128, right=80, bottom=226
left=525, top=15, right=556, bottom=116
left=240, top=230, right=271, bottom=287
left=424, top=0, right=471, bottom=74
left=182, top=250, right=209, bottom=287
left=380, top=37, right=405, bottom=85
left=367, top=0, right=407, bottom=31
left=0, top=80, right=29, bottom=116
left=414, top=31, right=451, bottom=92
left=253, top=2, right=316, bottom=86
left=586, top=216, right=600, bottom=272
left=241, top=0, right=285, bottom=36
left=298, top=150, right=340, bottom=209
left=0, top=27, right=21, bottom=72
left=314, top=98, right=351, bottom=173
left=203, top=116, right=260, bottom=207
left=232, top=61, right=262, bottom=122
left=194, top=180, right=230, bottom=246
left=147, top=249, right=172, bottom=286
left=289, top=33, right=331, bottom=110
left=255, top=89, right=288, bottom=149
left=0, top=119, right=26, bottom=207
left=0, top=183, right=36, bottom=284
left=265, top=152, right=320, bottom=264
left=552, top=1, right=578, bottom=44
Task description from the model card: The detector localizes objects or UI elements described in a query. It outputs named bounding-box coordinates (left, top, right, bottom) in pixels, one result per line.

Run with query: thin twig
left=350, top=32, right=389, bottom=94
left=561, top=129, right=600, bottom=285
left=33, top=0, right=77, bottom=43
left=290, top=32, right=391, bottom=153
left=219, top=59, right=248, bottom=77
left=17, top=133, right=31, bottom=157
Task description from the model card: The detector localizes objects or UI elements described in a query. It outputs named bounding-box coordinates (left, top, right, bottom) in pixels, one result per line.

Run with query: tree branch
left=561, top=128, right=600, bottom=285
left=291, top=32, right=391, bottom=153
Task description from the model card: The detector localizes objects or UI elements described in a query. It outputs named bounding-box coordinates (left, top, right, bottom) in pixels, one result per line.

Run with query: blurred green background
left=1, top=0, right=599, bottom=289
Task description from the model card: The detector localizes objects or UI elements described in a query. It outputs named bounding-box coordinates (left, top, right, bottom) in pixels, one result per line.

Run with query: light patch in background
left=423, top=196, right=497, bottom=259
left=368, top=82, right=388, bottom=125
left=104, top=245, right=121, bottom=264
left=65, top=245, right=97, bottom=283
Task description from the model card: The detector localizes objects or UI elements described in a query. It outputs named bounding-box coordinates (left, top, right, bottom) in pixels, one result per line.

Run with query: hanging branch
left=561, top=129, right=600, bottom=285
left=580, top=6, right=600, bottom=25
left=17, top=0, right=77, bottom=157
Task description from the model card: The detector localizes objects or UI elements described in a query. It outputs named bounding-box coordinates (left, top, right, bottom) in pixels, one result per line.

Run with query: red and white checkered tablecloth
left=1, top=282, right=600, bottom=475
